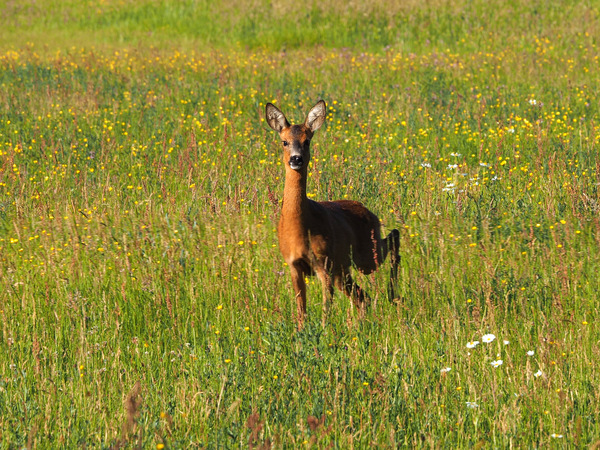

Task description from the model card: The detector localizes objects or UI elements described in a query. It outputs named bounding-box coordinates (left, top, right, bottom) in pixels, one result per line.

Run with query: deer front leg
left=289, top=261, right=308, bottom=329
left=335, top=273, right=371, bottom=318
left=315, top=266, right=334, bottom=327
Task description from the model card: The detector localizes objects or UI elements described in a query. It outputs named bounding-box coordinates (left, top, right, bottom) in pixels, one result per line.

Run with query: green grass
left=1, top=0, right=600, bottom=447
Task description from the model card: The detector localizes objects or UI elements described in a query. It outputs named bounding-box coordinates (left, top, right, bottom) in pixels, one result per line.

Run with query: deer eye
left=282, top=141, right=289, bottom=147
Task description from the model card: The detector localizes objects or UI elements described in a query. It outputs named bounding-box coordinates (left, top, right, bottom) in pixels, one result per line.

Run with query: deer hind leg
left=335, top=273, right=371, bottom=318
left=380, top=229, right=401, bottom=301
left=289, top=261, right=308, bottom=329
left=315, top=267, right=334, bottom=327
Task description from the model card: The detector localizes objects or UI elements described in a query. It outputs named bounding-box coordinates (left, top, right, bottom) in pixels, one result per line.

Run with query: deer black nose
left=289, top=155, right=304, bottom=170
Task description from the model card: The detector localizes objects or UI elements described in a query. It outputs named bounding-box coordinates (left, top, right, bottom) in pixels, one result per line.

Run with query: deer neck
left=281, top=168, right=310, bottom=220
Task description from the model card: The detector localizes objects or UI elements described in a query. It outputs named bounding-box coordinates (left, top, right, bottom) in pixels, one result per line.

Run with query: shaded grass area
left=1, top=0, right=599, bottom=53
left=1, top=0, right=600, bottom=447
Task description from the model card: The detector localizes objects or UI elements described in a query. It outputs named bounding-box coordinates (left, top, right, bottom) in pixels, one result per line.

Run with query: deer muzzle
left=289, top=155, right=304, bottom=170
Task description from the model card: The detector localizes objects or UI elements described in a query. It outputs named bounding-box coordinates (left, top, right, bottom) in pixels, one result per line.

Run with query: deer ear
left=305, top=100, right=326, bottom=132
left=265, top=103, right=289, bottom=132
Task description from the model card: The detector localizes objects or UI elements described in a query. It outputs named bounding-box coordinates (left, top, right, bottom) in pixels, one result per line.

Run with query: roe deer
left=265, top=100, right=400, bottom=328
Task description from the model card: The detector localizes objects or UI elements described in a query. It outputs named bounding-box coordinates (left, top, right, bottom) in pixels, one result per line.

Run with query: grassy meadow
left=1, top=0, right=600, bottom=447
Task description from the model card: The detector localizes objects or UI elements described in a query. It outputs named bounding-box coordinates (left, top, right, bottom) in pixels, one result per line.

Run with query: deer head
left=265, top=100, right=326, bottom=171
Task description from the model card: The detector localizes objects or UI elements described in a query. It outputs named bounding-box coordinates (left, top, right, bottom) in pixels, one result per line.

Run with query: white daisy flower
left=482, top=334, right=496, bottom=343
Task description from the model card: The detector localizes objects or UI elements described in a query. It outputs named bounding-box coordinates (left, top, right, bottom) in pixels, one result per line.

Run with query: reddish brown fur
left=266, top=100, right=400, bottom=329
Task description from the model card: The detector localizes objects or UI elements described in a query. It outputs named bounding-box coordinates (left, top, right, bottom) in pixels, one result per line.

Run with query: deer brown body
left=266, top=100, right=400, bottom=328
